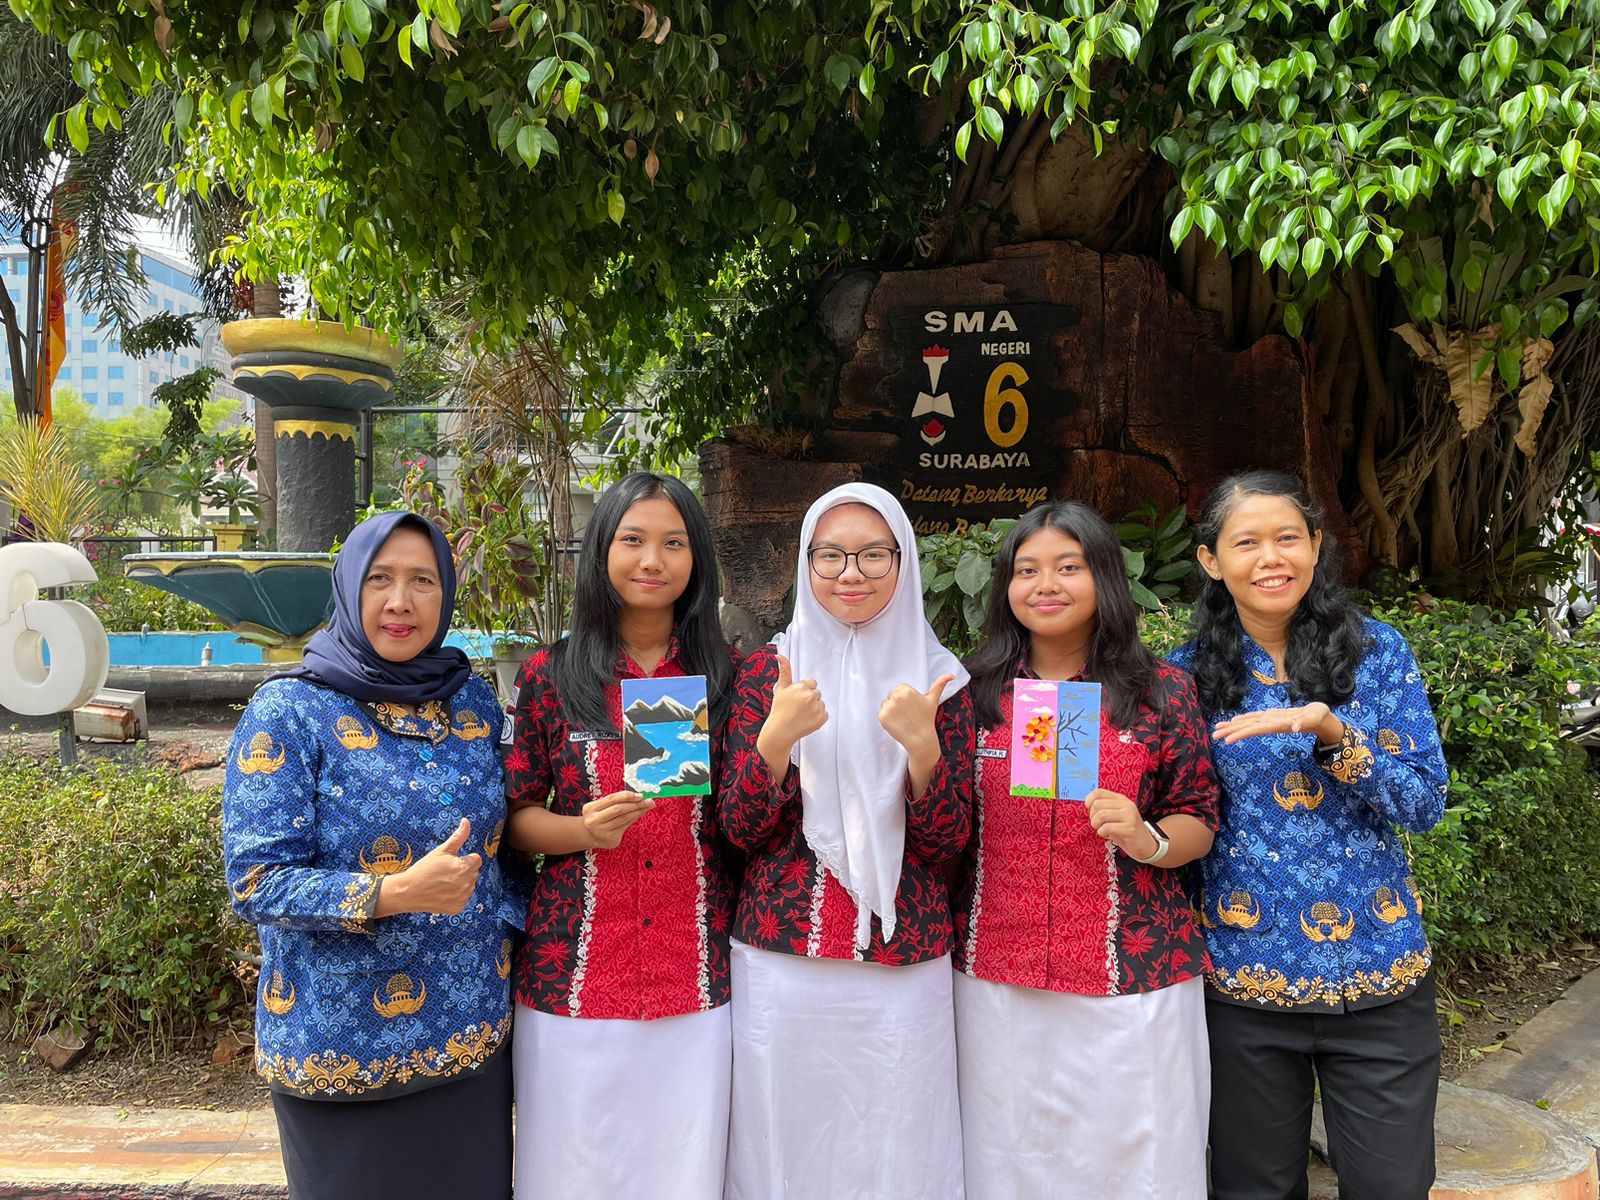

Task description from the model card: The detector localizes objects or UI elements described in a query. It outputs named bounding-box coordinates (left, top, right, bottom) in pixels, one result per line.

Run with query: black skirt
left=270, top=1045, right=513, bottom=1200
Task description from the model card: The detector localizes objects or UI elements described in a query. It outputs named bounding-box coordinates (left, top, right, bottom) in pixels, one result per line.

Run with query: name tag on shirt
left=977, top=747, right=1008, bottom=760
left=568, top=730, right=621, bottom=743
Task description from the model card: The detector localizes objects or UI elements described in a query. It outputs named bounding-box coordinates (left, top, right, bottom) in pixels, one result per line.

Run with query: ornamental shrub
left=1374, top=600, right=1600, bottom=963
left=80, top=574, right=224, bottom=633
left=0, top=753, right=251, bottom=1050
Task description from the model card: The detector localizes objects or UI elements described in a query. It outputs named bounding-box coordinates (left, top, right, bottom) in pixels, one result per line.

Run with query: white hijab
left=773, top=483, right=969, bottom=949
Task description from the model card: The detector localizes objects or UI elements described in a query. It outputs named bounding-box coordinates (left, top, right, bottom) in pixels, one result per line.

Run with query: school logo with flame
left=914, top=345, right=954, bottom=446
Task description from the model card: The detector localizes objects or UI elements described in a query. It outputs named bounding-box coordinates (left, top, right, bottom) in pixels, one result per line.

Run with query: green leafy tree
left=0, top=12, right=239, bottom=425
left=17, top=0, right=1600, bottom=589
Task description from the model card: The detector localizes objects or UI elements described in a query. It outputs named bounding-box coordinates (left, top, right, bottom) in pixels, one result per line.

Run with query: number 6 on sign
left=984, top=361, right=1029, bottom=448
left=0, top=542, right=110, bottom=716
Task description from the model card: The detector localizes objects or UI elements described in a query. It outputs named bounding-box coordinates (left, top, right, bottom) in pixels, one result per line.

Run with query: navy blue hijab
left=283, top=511, right=473, bottom=704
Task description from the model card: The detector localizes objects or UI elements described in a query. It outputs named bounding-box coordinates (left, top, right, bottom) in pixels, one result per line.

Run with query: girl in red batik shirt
left=503, top=472, right=738, bottom=1200
left=954, top=502, right=1220, bottom=1200
left=723, top=482, right=975, bottom=1200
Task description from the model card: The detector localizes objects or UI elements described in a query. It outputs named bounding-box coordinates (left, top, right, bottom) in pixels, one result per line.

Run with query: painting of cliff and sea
left=620, top=674, right=713, bottom=797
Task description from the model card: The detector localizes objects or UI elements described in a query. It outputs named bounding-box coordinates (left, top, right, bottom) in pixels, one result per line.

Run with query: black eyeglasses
left=807, top=546, right=900, bottom=579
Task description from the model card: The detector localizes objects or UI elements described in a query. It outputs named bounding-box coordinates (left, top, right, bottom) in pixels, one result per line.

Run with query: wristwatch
left=1134, top=820, right=1171, bottom=865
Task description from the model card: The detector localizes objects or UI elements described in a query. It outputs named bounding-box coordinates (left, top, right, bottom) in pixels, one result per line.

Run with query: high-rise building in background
left=1, top=238, right=244, bottom=414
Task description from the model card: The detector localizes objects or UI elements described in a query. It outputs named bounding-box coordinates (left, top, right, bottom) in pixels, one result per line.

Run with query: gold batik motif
left=339, top=874, right=379, bottom=934
left=231, top=864, right=266, bottom=902
left=1213, top=948, right=1432, bottom=1008
left=334, top=714, right=379, bottom=750
left=1376, top=728, right=1416, bottom=755
left=1371, top=886, right=1408, bottom=924
left=368, top=700, right=452, bottom=744
left=1321, top=725, right=1375, bottom=784
left=358, top=836, right=413, bottom=876
left=1299, top=902, right=1356, bottom=943
left=1272, top=771, right=1325, bottom=812
left=255, top=1011, right=513, bottom=1097
left=452, top=709, right=492, bottom=741
left=235, top=731, right=286, bottom=775
left=373, top=973, right=428, bottom=1018
left=1404, top=875, right=1424, bottom=915
left=262, top=971, right=297, bottom=1015
left=1212, top=890, right=1264, bottom=930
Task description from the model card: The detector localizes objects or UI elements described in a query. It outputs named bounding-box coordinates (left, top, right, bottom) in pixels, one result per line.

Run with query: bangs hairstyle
left=549, top=472, right=732, bottom=732
left=1189, top=469, right=1367, bottom=715
left=965, top=502, right=1158, bottom=730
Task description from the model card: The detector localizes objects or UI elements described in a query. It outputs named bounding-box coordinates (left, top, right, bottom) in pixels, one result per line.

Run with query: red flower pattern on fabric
left=506, top=644, right=740, bottom=1020
left=954, top=662, right=1220, bottom=996
left=722, top=645, right=976, bottom=965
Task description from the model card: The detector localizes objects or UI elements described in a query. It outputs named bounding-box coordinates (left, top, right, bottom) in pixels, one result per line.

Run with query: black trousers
left=1206, top=975, right=1440, bottom=1200
left=272, top=1045, right=513, bottom=1200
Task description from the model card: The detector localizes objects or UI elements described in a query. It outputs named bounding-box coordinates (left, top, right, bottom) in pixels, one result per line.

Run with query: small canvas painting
left=1010, top=679, right=1102, bottom=801
left=621, top=675, right=712, bottom=797
left=1010, top=679, right=1060, bottom=798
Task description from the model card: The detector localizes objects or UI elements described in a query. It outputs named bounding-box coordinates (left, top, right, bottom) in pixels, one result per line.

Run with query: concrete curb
left=104, top=665, right=276, bottom=703
left=1460, top=968, right=1600, bottom=1152
left=0, top=1105, right=285, bottom=1200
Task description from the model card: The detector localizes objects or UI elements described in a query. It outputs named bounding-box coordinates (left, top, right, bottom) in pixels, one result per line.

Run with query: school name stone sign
left=889, top=303, right=1078, bottom=534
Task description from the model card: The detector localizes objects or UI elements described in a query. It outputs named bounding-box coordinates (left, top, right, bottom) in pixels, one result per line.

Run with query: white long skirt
left=953, top=970, right=1209, bottom=1200
left=726, top=941, right=964, bottom=1200
left=512, top=1002, right=731, bottom=1200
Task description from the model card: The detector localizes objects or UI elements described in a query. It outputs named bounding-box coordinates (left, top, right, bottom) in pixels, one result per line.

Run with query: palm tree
left=0, top=13, right=238, bottom=422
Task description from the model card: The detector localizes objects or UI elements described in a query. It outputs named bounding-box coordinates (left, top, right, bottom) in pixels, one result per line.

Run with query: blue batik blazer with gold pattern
left=1169, top=617, right=1448, bottom=1013
left=224, top=676, right=517, bottom=1100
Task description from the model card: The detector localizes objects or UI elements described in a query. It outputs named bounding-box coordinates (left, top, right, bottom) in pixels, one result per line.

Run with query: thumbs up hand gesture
left=375, top=818, right=483, bottom=917
left=765, top=653, right=830, bottom=747
left=756, top=654, right=829, bottom=777
left=877, top=674, right=954, bottom=758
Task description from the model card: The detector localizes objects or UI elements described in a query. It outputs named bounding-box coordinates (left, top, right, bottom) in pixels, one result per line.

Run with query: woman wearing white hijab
left=722, top=482, right=974, bottom=1200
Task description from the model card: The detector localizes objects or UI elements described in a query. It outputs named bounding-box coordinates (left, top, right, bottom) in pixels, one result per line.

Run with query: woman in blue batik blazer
left=1168, top=471, right=1448, bottom=1200
left=224, top=511, right=517, bottom=1200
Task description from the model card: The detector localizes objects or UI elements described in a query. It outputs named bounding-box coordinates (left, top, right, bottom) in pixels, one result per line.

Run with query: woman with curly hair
left=1169, top=470, right=1448, bottom=1200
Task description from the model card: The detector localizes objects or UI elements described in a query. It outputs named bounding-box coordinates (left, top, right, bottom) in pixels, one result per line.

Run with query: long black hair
left=965, top=502, right=1159, bottom=730
left=549, top=472, right=733, bottom=731
left=1189, top=470, right=1367, bottom=714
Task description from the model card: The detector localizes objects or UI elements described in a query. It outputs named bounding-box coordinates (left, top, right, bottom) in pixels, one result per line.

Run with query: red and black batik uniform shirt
left=953, top=661, right=1221, bottom=996
left=505, top=638, right=740, bottom=1020
left=722, top=644, right=976, bottom=966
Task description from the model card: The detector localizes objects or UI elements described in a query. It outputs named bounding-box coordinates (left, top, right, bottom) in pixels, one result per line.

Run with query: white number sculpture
left=0, top=542, right=110, bottom=716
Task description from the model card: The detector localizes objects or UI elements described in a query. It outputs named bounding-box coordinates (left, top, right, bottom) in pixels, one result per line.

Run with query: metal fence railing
left=79, top=535, right=217, bottom=574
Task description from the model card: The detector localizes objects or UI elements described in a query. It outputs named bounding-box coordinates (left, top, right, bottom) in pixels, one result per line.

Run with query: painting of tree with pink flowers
left=1011, top=680, right=1060, bottom=798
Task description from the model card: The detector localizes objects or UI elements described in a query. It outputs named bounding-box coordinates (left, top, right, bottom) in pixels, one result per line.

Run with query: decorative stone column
left=220, top=320, right=403, bottom=552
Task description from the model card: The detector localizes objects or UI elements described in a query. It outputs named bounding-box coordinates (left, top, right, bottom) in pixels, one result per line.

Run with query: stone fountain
left=124, top=319, right=403, bottom=660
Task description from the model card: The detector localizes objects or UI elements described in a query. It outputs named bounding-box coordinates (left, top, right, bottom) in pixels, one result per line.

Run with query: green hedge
left=0, top=754, right=251, bottom=1050
left=1373, top=601, right=1600, bottom=963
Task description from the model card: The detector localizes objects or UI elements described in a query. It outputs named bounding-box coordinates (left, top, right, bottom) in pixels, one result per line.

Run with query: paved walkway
left=6, top=972, right=1600, bottom=1198
left=0, top=1103, right=282, bottom=1198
